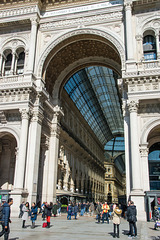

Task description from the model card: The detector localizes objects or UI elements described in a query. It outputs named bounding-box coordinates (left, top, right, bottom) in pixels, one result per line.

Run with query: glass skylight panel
left=64, top=65, right=123, bottom=145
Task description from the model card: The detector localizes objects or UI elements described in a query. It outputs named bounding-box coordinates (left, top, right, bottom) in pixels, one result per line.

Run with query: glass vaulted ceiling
left=64, top=66, right=124, bottom=146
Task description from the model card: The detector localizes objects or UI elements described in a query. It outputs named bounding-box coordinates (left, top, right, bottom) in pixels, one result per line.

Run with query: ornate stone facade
left=0, top=0, right=159, bottom=221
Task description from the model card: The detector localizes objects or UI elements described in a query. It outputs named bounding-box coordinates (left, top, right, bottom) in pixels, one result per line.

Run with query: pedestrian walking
left=30, top=202, right=38, bottom=229
left=73, top=203, right=79, bottom=220
left=1, top=198, right=13, bottom=240
left=111, top=204, right=122, bottom=238
left=45, top=202, right=52, bottom=228
left=102, top=201, right=110, bottom=224
left=127, top=201, right=137, bottom=238
left=22, top=202, right=30, bottom=228
left=153, top=206, right=160, bottom=230
left=96, top=202, right=102, bottom=223
left=67, top=204, right=72, bottom=220
left=19, top=201, right=24, bottom=218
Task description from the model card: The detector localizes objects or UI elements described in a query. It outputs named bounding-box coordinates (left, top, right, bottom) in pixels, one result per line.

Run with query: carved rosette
left=19, top=108, right=30, bottom=120
left=127, top=100, right=139, bottom=113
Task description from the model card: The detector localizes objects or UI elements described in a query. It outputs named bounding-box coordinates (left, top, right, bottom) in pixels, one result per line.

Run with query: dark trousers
left=1, top=224, right=10, bottom=240
left=129, top=221, right=137, bottom=236
left=102, top=212, right=109, bottom=223
left=97, top=214, right=101, bottom=223
left=114, top=224, right=119, bottom=237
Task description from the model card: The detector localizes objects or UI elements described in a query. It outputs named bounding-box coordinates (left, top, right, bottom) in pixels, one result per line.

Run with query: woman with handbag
left=22, top=202, right=30, bottom=228
left=30, top=202, right=38, bottom=229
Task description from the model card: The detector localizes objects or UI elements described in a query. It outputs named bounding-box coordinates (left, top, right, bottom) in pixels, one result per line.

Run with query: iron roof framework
left=64, top=66, right=124, bottom=147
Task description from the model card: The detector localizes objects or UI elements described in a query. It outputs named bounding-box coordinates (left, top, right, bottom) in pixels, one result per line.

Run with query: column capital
left=139, top=144, right=149, bottom=157
left=19, top=108, right=30, bottom=120
left=31, top=110, right=43, bottom=124
left=135, top=34, right=143, bottom=41
left=127, top=100, right=139, bottom=113
left=124, top=0, right=133, bottom=9
left=53, top=105, right=64, bottom=123
left=30, top=16, right=39, bottom=26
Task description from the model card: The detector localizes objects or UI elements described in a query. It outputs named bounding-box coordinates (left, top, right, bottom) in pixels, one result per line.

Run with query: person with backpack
left=127, top=201, right=137, bottom=238
left=1, top=198, right=13, bottom=240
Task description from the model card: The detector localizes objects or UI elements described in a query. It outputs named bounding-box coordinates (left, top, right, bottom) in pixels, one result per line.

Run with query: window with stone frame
left=17, top=50, right=25, bottom=74
left=4, top=52, right=12, bottom=76
left=143, top=35, right=157, bottom=61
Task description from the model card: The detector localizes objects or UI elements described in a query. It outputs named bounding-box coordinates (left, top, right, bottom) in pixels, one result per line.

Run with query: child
left=111, top=204, right=122, bottom=238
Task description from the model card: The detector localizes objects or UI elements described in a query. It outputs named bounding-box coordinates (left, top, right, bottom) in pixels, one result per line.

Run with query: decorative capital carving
left=139, top=144, right=149, bottom=157
left=50, top=123, right=61, bottom=138
left=52, top=105, right=64, bottom=123
left=135, top=34, right=143, bottom=41
left=19, top=108, right=30, bottom=120
left=124, top=0, right=132, bottom=10
left=127, top=100, right=139, bottom=113
left=31, top=110, right=43, bottom=124
left=30, top=16, right=39, bottom=26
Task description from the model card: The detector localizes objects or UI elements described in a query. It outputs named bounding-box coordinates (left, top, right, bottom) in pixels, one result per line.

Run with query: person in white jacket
left=22, top=202, right=30, bottom=228
left=111, top=205, right=122, bottom=238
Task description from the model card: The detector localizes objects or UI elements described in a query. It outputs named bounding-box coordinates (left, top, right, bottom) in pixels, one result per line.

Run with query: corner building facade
left=0, top=0, right=160, bottom=221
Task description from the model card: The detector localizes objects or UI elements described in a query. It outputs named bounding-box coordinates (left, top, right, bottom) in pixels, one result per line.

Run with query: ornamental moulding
left=37, top=28, right=125, bottom=77
left=40, top=12, right=123, bottom=30
left=0, top=5, right=39, bottom=18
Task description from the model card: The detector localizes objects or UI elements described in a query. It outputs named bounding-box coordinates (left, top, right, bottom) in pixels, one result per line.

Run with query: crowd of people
left=0, top=198, right=160, bottom=239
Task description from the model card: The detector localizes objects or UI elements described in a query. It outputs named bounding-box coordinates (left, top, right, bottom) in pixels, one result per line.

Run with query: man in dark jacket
left=127, top=201, right=137, bottom=238
left=1, top=198, right=13, bottom=240
left=73, top=203, right=79, bottom=220
left=96, top=202, right=102, bottom=223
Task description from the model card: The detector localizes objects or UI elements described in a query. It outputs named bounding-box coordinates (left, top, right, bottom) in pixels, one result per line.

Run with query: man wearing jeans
left=1, top=198, right=13, bottom=240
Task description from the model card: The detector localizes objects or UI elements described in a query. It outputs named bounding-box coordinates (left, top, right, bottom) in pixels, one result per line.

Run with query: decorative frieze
left=40, top=12, right=123, bottom=31
left=0, top=5, right=39, bottom=19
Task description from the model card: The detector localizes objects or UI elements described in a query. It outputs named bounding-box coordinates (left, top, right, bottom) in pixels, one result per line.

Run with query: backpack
left=0, top=205, right=4, bottom=220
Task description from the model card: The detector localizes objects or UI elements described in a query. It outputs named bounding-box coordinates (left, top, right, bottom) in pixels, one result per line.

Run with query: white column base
left=10, top=190, right=28, bottom=217
left=130, top=191, right=146, bottom=221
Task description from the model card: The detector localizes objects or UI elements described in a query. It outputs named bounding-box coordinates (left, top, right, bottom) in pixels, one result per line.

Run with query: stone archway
left=0, top=132, right=17, bottom=192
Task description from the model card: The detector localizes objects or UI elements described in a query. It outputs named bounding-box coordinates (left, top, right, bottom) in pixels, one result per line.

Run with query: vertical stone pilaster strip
left=127, top=100, right=142, bottom=192
left=14, top=109, right=29, bottom=190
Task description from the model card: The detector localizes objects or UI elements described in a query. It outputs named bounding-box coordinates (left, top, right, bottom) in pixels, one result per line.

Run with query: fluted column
left=128, top=100, right=142, bottom=192
left=0, top=53, right=4, bottom=76
left=124, top=0, right=134, bottom=60
left=14, top=109, right=29, bottom=190
left=47, top=106, right=64, bottom=203
left=123, top=100, right=131, bottom=200
left=41, top=138, right=50, bottom=203
left=25, top=108, right=43, bottom=204
left=156, top=32, right=160, bottom=59
left=10, top=51, right=16, bottom=75
left=139, top=144, right=150, bottom=191
left=27, top=17, right=39, bottom=72
left=136, top=35, right=143, bottom=61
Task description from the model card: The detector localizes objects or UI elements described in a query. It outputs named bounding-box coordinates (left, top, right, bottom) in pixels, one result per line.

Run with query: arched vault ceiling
left=44, top=35, right=121, bottom=95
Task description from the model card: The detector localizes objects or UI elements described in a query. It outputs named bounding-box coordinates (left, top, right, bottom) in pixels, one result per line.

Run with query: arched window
left=143, top=35, right=156, bottom=61
left=17, top=51, right=25, bottom=74
left=4, top=53, right=12, bottom=76
left=148, top=142, right=160, bottom=190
